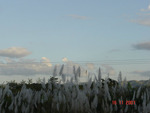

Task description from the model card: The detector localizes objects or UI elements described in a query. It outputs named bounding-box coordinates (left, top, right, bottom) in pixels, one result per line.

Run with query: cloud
left=0, top=47, right=31, bottom=58
left=62, top=60, right=87, bottom=76
left=0, top=57, right=52, bottom=76
left=61, top=57, right=86, bottom=75
left=68, top=14, right=89, bottom=20
left=140, top=5, right=150, bottom=12
left=133, top=42, right=150, bottom=50
left=131, top=5, right=150, bottom=26
left=41, top=57, right=52, bottom=67
left=101, top=64, right=116, bottom=75
left=0, top=57, right=90, bottom=77
left=62, top=57, right=68, bottom=62
left=54, top=58, right=88, bottom=76
left=132, top=19, right=150, bottom=26
left=86, top=63, right=95, bottom=70
left=131, top=70, right=150, bottom=76
left=0, top=55, right=115, bottom=78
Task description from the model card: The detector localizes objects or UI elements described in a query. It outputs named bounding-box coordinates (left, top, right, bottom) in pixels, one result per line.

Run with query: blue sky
left=0, top=0, right=150, bottom=83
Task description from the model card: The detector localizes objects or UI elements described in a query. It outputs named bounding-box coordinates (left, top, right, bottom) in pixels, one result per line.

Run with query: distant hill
left=128, top=79, right=150, bottom=87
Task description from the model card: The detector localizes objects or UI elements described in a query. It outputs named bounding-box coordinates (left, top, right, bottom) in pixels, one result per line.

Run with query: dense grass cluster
left=0, top=66, right=150, bottom=113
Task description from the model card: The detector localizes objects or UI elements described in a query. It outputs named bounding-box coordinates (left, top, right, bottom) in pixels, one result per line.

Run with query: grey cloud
left=0, top=47, right=31, bottom=58
left=133, top=42, right=150, bottom=50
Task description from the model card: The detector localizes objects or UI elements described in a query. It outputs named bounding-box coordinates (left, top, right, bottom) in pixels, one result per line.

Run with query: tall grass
left=0, top=65, right=150, bottom=113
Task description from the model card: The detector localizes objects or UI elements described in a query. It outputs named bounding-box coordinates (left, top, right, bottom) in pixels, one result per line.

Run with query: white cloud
left=55, top=59, right=88, bottom=76
left=0, top=47, right=31, bottom=58
left=0, top=58, right=52, bottom=76
left=68, top=14, right=89, bottom=20
left=62, top=57, right=68, bottom=62
left=0, top=56, right=105, bottom=78
left=62, top=61, right=85, bottom=76
left=4, top=57, right=16, bottom=63
left=131, top=5, right=150, bottom=26
left=86, top=63, right=95, bottom=70
left=41, top=57, right=52, bottom=67
left=140, top=5, right=150, bottom=12
left=101, top=64, right=116, bottom=75
left=0, top=57, right=89, bottom=77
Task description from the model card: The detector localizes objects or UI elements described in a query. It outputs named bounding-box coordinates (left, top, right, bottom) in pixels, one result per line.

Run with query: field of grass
left=0, top=67, right=150, bottom=113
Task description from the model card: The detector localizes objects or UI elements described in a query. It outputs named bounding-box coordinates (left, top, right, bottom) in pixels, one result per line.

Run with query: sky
left=0, top=0, right=150, bottom=83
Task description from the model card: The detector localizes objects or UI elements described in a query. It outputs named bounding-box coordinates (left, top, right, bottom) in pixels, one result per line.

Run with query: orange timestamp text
left=112, top=100, right=135, bottom=105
